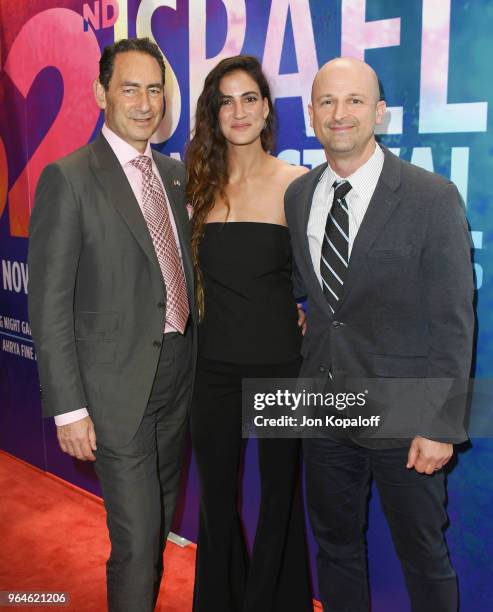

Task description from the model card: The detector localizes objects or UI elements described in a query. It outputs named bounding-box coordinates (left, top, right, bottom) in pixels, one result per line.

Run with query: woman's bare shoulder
left=268, top=156, right=308, bottom=181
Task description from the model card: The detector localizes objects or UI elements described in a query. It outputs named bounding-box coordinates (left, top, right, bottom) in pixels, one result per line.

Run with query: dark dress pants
left=191, top=357, right=313, bottom=612
left=94, top=331, right=192, bottom=612
left=304, top=436, right=457, bottom=612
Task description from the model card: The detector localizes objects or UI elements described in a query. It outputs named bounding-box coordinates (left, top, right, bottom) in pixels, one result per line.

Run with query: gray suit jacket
left=285, top=146, right=474, bottom=446
left=28, top=133, right=197, bottom=447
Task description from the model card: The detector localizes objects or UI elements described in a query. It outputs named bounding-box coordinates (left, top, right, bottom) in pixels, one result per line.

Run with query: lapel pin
left=173, top=179, right=181, bottom=186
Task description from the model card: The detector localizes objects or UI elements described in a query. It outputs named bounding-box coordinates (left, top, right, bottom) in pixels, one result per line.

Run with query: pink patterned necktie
left=131, top=155, right=189, bottom=333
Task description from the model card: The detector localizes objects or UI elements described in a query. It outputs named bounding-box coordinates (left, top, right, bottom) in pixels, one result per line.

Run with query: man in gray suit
left=285, top=58, right=474, bottom=611
left=28, top=38, right=195, bottom=611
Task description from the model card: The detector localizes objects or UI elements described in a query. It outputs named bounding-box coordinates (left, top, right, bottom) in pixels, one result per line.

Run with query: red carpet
left=0, top=451, right=194, bottom=611
left=0, top=451, right=321, bottom=611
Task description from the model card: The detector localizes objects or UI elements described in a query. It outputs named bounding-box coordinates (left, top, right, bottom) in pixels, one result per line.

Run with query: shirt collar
left=101, top=124, right=153, bottom=168
left=321, top=143, right=384, bottom=199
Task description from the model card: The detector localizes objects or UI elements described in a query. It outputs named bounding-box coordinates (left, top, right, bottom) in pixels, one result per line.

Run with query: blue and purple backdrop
left=1, top=1, right=492, bottom=609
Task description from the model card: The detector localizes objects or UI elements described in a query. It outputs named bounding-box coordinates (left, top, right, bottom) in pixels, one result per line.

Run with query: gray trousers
left=94, top=330, right=192, bottom=612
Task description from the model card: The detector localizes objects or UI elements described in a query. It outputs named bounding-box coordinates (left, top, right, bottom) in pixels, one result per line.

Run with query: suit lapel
left=89, top=134, right=196, bottom=318
left=89, top=134, right=161, bottom=271
left=299, top=164, right=331, bottom=312
left=336, top=147, right=402, bottom=310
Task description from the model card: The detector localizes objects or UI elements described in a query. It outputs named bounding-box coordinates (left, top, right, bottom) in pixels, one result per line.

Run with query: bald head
left=311, top=57, right=380, bottom=104
left=308, top=57, right=386, bottom=173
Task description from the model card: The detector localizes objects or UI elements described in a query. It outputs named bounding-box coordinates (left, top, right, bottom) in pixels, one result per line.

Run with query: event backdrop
left=1, top=1, right=492, bottom=609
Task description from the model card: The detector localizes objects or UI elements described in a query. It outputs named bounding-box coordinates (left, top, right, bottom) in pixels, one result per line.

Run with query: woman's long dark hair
left=185, top=55, right=276, bottom=319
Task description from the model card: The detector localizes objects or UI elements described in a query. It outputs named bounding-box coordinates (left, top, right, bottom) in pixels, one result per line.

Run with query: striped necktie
left=320, top=180, right=352, bottom=313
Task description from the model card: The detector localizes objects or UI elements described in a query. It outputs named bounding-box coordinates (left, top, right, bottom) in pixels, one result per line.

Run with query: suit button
left=157, top=302, right=165, bottom=309
left=332, top=320, right=340, bottom=328
left=152, top=340, right=162, bottom=348
left=319, top=366, right=326, bottom=373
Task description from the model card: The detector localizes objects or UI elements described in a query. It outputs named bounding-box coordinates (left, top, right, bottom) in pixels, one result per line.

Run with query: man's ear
left=94, top=79, right=107, bottom=111
left=375, top=100, right=386, bottom=126
left=308, top=103, right=314, bottom=128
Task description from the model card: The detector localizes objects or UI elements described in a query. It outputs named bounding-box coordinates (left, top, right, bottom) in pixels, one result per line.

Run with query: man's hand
left=406, top=436, right=453, bottom=475
left=56, top=416, right=97, bottom=462
left=297, top=303, right=307, bottom=336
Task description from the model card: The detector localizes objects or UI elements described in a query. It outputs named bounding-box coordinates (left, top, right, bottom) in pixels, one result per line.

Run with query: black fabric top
left=198, top=222, right=302, bottom=364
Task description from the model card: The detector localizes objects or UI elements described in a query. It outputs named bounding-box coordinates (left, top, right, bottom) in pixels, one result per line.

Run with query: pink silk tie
left=131, top=155, right=189, bottom=333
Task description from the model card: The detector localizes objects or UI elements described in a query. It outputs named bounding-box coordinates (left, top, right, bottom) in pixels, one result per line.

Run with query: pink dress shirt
left=54, top=125, right=186, bottom=426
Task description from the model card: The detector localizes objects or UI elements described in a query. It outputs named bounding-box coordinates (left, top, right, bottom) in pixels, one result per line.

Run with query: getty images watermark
left=242, top=377, right=472, bottom=440
left=252, top=388, right=380, bottom=430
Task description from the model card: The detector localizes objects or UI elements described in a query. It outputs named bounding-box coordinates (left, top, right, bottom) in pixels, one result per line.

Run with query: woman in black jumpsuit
left=186, top=55, right=312, bottom=612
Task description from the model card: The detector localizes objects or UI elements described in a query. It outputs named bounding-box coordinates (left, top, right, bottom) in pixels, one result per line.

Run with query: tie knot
left=131, top=155, right=152, bottom=175
left=332, top=180, right=352, bottom=201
